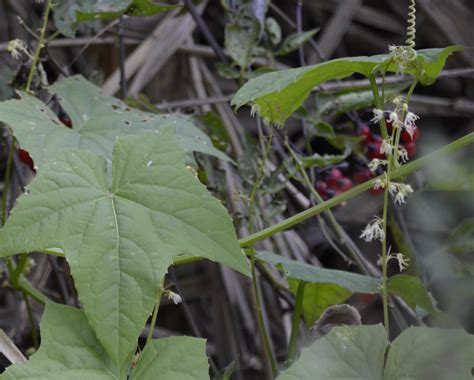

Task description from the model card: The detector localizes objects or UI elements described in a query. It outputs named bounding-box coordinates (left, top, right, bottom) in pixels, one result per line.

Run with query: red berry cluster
left=316, top=168, right=353, bottom=200
left=18, top=113, right=73, bottom=172
left=313, top=120, right=420, bottom=200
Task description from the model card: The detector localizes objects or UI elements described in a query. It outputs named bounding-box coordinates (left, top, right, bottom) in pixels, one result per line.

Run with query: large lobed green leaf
left=0, top=75, right=230, bottom=170
left=54, top=0, right=178, bottom=37
left=279, top=324, right=474, bottom=380
left=1, top=303, right=209, bottom=380
left=0, top=128, right=248, bottom=368
left=231, top=47, right=461, bottom=125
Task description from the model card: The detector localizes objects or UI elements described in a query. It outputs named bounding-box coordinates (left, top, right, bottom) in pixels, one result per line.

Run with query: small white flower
left=398, top=146, right=409, bottom=162
left=7, top=39, right=28, bottom=60
left=380, top=139, right=393, bottom=156
left=377, top=247, right=409, bottom=272
left=370, top=108, right=385, bottom=124
left=166, top=290, right=182, bottom=305
left=368, top=159, right=388, bottom=172
left=387, top=111, right=399, bottom=125
left=405, top=111, right=419, bottom=127
left=360, top=217, right=385, bottom=242
left=389, top=182, right=414, bottom=205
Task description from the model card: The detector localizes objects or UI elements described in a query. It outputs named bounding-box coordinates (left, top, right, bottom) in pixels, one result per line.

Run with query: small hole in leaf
left=124, top=120, right=131, bottom=125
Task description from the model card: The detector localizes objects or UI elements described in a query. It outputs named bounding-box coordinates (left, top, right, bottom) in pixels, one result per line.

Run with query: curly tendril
left=405, top=0, right=417, bottom=49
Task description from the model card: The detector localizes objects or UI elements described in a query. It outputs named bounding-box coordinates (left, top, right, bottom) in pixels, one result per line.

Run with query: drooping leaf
left=289, top=280, right=352, bottom=327
left=265, top=17, right=281, bottom=46
left=225, top=5, right=261, bottom=68
left=0, top=128, right=249, bottom=368
left=387, top=275, right=436, bottom=315
left=256, top=251, right=380, bottom=294
left=384, top=327, right=474, bottom=380
left=0, top=76, right=230, bottom=170
left=132, top=336, right=210, bottom=380
left=278, top=324, right=387, bottom=380
left=54, top=0, right=178, bottom=37
left=1, top=303, right=120, bottom=379
left=232, top=47, right=462, bottom=125
left=274, top=29, right=318, bottom=57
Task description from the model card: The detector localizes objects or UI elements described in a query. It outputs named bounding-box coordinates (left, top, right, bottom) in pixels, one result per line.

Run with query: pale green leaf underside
left=278, top=325, right=387, bottom=380
left=257, top=251, right=380, bottom=294
left=1, top=304, right=210, bottom=380
left=279, top=325, right=474, bottom=380
left=231, top=47, right=461, bottom=125
left=0, top=76, right=229, bottom=170
left=0, top=128, right=248, bottom=368
left=132, top=336, right=209, bottom=380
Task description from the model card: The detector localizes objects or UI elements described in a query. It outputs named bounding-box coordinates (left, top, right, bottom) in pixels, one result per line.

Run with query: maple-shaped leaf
left=0, top=75, right=230, bottom=171
left=2, top=303, right=209, bottom=379
left=0, top=127, right=248, bottom=368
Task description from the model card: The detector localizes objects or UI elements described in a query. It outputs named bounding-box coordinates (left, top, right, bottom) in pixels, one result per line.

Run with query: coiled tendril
left=405, top=0, right=417, bottom=49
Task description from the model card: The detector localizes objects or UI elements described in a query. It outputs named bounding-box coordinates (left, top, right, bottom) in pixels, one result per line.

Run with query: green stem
left=23, top=293, right=39, bottom=348
left=287, top=281, right=306, bottom=362
left=369, top=74, right=388, bottom=139
left=25, top=0, right=52, bottom=92
left=145, top=287, right=162, bottom=346
left=239, top=132, right=474, bottom=248
left=247, top=128, right=278, bottom=377
left=18, top=276, right=50, bottom=305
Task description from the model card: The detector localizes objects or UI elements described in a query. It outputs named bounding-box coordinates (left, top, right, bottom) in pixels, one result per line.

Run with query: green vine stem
left=145, top=287, right=163, bottom=347
left=238, top=132, right=474, bottom=248
left=25, top=0, right=53, bottom=92
left=287, top=281, right=306, bottom=362
left=247, top=127, right=278, bottom=377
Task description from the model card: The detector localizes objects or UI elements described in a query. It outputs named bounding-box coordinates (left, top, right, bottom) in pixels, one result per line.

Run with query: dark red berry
left=18, top=149, right=35, bottom=171
left=404, top=141, right=416, bottom=157
left=338, top=177, right=353, bottom=192
left=355, top=293, right=377, bottom=305
left=59, top=115, right=72, bottom=128
left=401, top=126, right=419, bottom=143
left=359, top=125, right=372, bottom=142
left=369, top=187, right=384, bottom=196
left=353, top=168, right=373, bottom=184
left=316, top=181, right=329, bottom=199
left=367, top=143, right=385, bottom=160
left=327, top=168, right=343, bottom=187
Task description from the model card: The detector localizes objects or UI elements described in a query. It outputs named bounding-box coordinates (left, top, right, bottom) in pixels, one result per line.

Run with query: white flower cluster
left=165, top=290, right=182, bottom=305
left=360, top=217, right=385, bottom=243
left=370, top=108, right=419, bottom=139
left=388, top=45, right=417, bottom=74
left=7, top=39, right=29, bottom=60
left=389, top=182, right=414, bottom=205
left=378, top=247, right=410, bottom=272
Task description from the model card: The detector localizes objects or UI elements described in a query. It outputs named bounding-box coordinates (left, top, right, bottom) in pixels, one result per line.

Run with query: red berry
left=386, top=120, right=394, bottom=133
left=359, top=125, right=372, bottom=142
left=338, top=177, right=353, bottom=192
left=369, top=187, right=384, bottom=196
left=404, top=141, right=417, bottom=157
left=367, top=143, right=385, bottom=160
left=353, top=168, right=373, bottom=184
left=59, top=115, right=72, bottom=128
left=327, top=168, right=343, bottom=187
left=316, top=181, right=329, bottom=199
left=401, top=126, right=419, bottom=143
left=18, top=149, right=35, bottom=171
